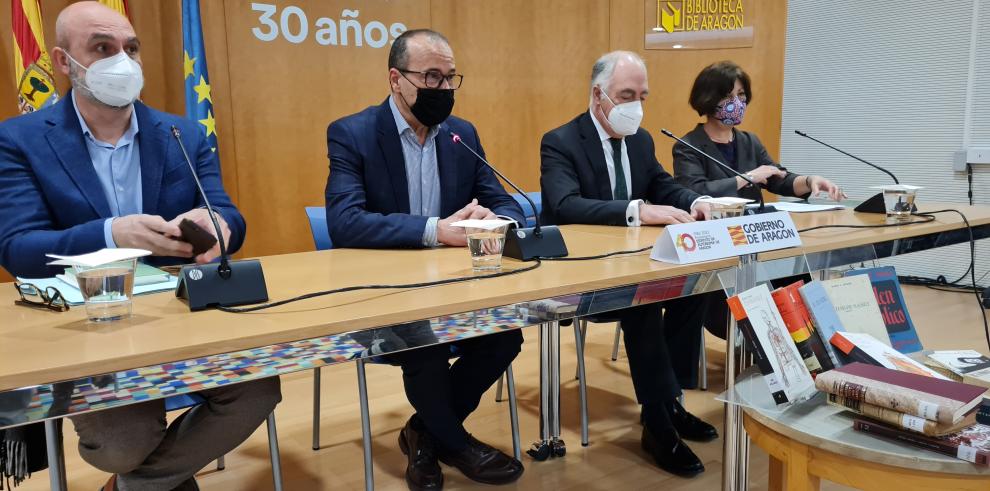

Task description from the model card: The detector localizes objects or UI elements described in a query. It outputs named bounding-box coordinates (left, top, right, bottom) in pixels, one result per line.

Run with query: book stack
left=816, top=363, right=989, bottom=465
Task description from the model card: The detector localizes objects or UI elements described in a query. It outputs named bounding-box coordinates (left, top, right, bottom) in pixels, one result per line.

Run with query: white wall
left=779, top=0, right=990, bottom=282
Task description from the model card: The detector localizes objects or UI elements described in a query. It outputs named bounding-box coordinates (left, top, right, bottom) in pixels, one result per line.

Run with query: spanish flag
left=11, top=0, right=58, bottom=114
left=98, top=0, right=129, bottom=19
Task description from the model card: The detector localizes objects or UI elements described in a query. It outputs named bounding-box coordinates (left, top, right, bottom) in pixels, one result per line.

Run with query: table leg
left=768, top=455, right=784, bottom=491
left=785, top=441, right=820, bottom=491
left=723, top=254, right=757, bottom=491
left=529, top=321, right=565, bottom=461
left=44, top=419, right=67, bottom=491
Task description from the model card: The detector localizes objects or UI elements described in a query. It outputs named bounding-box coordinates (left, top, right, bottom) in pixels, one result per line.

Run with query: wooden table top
left=3, top=204, right=987, bottom=394
left=759, top=203, right=990, bottom=261
left=745, top=397, right=990, bottom=475
left=0, top=226, right=732, bottom=392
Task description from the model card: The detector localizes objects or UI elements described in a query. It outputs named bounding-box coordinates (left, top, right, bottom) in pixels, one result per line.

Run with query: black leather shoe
left=670, top=400, right=718, bottom=442
left=641, top=426, right=705, bottom=478
left=398, top=418, right=444, bottom=490
left=438, top=434, right=524, bottom=485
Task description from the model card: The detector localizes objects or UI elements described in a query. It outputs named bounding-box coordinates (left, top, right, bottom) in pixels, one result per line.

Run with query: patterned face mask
left=714, top=95, right=747, bottom=126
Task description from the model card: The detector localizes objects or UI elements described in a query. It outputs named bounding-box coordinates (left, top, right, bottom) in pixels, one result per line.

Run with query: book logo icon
left=727, top=225, right=749, bottom=246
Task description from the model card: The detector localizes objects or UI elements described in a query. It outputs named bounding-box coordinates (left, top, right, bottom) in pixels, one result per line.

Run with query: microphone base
left=744, top=205, right=779, bottom=215
left=853, top=192, right=918, bottom=214
left=504, top=225, right=568, bottom=260
left=176, top=259, right=269, bottom=311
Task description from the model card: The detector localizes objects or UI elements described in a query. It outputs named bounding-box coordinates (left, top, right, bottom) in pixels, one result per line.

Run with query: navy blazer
left=325, top=98, right=524, bottom=248
left=0, top=93, right=245, bottom=278
left=540, top=112, right=700, bottom=226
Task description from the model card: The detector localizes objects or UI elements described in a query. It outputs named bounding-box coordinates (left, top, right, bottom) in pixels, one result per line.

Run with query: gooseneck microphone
left=448, top=131, right=568, bottom=260
left=793, top=130, right=912, bottom=213
left=660, top=128, right=777, bottom=215
left=794, top=130, right=899, bottom=184
left=171, top=126, right=269, bottom=310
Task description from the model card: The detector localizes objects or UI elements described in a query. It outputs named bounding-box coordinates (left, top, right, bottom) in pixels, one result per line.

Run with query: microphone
left=793, top=130, right=913, bottom=213
left=170, top=125, right=269, bottom=311
left=659, top=128, right=777, bottom=215
left=448, top=131, right=568, bottom=260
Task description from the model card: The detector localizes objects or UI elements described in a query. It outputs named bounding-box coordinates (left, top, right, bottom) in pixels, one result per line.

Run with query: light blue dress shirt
left=72, top=92, right=142, bottom=248
left=388, top=96, right=442, bottom=246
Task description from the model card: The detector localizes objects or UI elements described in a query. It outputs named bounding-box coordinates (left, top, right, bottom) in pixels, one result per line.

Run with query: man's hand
left=639, top=204, right=696, bottom=225
left=111, top=215, right=194, bottom=258
left=167, top=209, right=231, bottom=264
left=691, top=202, right=713, bottom=221
left=807, top=176, right=846, bottom=202
left=436, top=199, right=494, bottom=247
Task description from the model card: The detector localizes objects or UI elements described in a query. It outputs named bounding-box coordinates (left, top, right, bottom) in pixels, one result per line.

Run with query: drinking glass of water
left=73, top=259, right=137, bottom=322
left=880, top=185, right=920, bottom=223
left=466, top=223, right=511, bottom=272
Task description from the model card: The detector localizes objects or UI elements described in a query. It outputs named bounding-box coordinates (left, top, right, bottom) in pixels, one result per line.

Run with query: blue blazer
left=325, top=98, right=524, bottom=248
left=0, top=93, right=245, bottom=278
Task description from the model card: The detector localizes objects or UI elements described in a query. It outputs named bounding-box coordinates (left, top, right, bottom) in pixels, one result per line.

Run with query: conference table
left=2, top=203, right=989, bottom=491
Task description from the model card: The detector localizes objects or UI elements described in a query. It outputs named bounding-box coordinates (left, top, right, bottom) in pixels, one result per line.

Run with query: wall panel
left=0, top=0, right=790, bottom=277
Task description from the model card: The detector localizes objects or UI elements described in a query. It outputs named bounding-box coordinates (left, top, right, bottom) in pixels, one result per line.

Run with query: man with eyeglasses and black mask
left=324, top=29, right=526, bottom=490
left=0, top=2, right=281, bottom=490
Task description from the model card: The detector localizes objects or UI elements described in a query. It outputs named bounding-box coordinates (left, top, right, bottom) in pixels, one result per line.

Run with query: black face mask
left=408, top=88, right=455, bottom=127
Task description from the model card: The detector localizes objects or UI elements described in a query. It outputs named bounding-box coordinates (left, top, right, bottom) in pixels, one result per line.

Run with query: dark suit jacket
left=325, top=98, right=524, bottom=248
left=0, top=93, right=245, bottom=278
left=540, top=112, right=700, bottom=226
left=673, top=123, right=805, bottom=202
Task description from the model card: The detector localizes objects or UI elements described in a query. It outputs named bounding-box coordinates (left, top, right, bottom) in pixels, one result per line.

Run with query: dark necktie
left=610, top=138, right=628, bottom=200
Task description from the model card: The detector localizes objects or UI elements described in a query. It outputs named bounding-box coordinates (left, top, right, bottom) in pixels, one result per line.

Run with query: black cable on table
left=217, top=245, right=654, bottom=313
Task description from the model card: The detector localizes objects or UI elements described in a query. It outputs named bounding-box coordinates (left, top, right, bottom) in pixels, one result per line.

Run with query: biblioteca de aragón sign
left=645, top=0, right=755, bottom=50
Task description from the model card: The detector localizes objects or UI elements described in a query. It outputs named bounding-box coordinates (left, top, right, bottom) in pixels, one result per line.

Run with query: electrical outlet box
left=953, top=147, right=990, bottom=172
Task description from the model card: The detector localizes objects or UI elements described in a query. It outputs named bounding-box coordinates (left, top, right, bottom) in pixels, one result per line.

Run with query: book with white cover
left=737, top=283, right=817, bottom=403
left=831, top=332, right=949, bottom=380
left=821, top=275, right=892, bottom=346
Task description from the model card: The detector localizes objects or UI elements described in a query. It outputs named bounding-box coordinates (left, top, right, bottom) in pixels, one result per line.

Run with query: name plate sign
left=651, top=211, right=801, bottom=264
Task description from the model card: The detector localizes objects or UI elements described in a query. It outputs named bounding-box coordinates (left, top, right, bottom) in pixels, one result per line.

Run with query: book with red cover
left=853, top=418, right=990, bottom=466
left=816, top=362, right=988, bottom=424
left=771, top=280, right=834, bottom=377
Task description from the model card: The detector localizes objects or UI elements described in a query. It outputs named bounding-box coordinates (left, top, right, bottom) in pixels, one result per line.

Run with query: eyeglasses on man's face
left=399, top=69, right=464, bottom=90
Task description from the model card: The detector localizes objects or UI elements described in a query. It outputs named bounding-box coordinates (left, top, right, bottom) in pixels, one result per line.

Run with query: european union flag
left=182, top=0, right=217, bottom=152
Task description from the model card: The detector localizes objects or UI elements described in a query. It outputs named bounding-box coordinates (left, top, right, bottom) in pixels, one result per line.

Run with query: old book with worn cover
left=845, top=266, right=923, bottom=353
left=827, top=393, right=975, bottom=436
left=821, top=275, right=891, bottom=346
left=853, top=419, right=990, bottom=466
left=771, top=280, right=834, bottom=377
left=815, top=362, right=987, bottom=425
left=731, top=284, right=816, bottom=405
left=830, top=332, right=948, bottom=379
left=798, top=280, right=845, bottom=368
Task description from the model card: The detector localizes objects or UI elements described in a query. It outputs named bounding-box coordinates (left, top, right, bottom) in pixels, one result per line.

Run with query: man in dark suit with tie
left=539, top=51, right=718, bottom=478
left=0, top=3, right=281, bottom=490
left=325, top=29, right=525, bottom=490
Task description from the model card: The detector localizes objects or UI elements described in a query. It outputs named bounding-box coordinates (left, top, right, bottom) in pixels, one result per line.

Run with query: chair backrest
left=164, top=393, right=206, bottom=412
left=510, top=192, right=542, bottom=227
left=305, top=206, right=333, bottom=250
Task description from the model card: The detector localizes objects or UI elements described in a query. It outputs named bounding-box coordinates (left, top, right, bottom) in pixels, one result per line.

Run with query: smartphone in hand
left=179, top=218, right=218, bottom=256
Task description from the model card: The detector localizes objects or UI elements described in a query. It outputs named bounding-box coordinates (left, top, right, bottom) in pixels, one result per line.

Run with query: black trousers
left=617, top=302, right=687, bottom=405
left=384, top=325, right=523, bottom=451
left=663, top=294, right=715, bottom=389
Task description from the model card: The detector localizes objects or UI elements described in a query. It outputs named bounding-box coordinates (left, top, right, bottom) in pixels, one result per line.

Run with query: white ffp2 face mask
left=66, top=51, right=144, bottom=108
left=599, top=89, right=643, bottom=136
